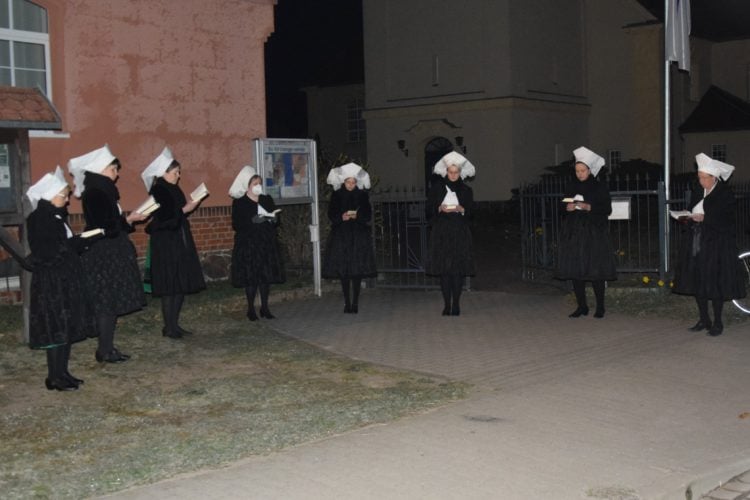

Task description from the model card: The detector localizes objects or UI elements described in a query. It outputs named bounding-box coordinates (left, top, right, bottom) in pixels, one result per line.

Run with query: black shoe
left=451, top=305, right=460, bottom=316
left=64, top=371, right=84, bottom=386
left=442, top=306, right=451, bottom=316
left=162, top=327, right=183, bottom=339
left=95, top=349, right=128, bottom=363
left=45, top=377, right=78, bottom=391
left=176, top=326, right=194, bottom=336
left=688, top=320, right=712, bottom=331
left=351, top=304, right=358, bottom=314
left=259, top=307, right=276, bottom=319
left=344, top=304, right=352, bottom=313
left=112, top=348, right=130, bottom=361
left=707, top=323, right=724, bottom=337
left=594, top=308, right=605, bottom=318
left=247, top=309, right=259, bottom=321
left=569, top=306, right=589, bottom=318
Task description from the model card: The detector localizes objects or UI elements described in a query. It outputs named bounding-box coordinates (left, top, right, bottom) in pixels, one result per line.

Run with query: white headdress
left=141, top=146, right=175, bottom=191
left=433, top=151, right=476, bottom=179
left=26, top=166, right=68, bottom=210
left=228, top=165, right=257, bottom=199
left=326, top=162, right=371, bottom=191
left=67, top=145, right=117, bottom=197
left=573, top=146, right=606, bottom=177
left=696, top=153, right=734, bottom=181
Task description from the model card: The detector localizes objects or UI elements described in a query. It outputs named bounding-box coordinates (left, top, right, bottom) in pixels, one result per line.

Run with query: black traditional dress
left=80, top=172, right=146, bottom=316
left=27, top=200, right=97, bottom=348
left=673, top=182, right=747, bottom=299
left=425, top=177, right=475, bottom=277
left=322, top=187, right=377, bottom=279
left=146, top=178, right=205, bottom=296
left=231, top=194, right=285, bottom=286
left=556, top=176, right=617, bottom=281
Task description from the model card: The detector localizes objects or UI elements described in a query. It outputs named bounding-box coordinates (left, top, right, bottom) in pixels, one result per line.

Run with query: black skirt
left=322, top=221, right=377, bottom=279
left=29, top=253, right=98, bottom=349
left=426, top=213, right=475, bottom=276
left=673, top=223, right=747, bottom=299
left=556, top=213, right=616, bottom=281
left=231, top=222, right=285, bottom=286
left=81, top=233, right=146, bottom=316
left=149, top=222, right=206, bottom=296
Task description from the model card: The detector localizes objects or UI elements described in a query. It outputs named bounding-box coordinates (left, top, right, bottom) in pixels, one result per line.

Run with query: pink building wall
left=28, top=0, right=275, bottom=211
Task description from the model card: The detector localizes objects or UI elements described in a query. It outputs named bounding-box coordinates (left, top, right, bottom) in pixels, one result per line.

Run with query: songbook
left=135, top=196, right=160, bottom=216
left=562, top=194, right=584, bottom=203
left=346, top=209, right=358, bottom=217
left=669, top=210, right=692, bottom=220
left=269, top=208, right=282, bottom=217
left=444, top=205, right=457, bottom=210
left=190, top=182, right=209, bottom=202
left=80, top=228, right=104, bottom=238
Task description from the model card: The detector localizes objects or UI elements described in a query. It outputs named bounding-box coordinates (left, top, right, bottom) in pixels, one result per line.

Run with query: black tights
left=341, top=278, right=362, bottom=307
left=245, top=283, right=271, bottom=314
left=161, top=294, right=185, bottom=333
left=572, top=279, right=606, bottom=311
left=440, top=274, right=464, bottom=313
left=46, top=343, right=72, bottom=380
left=96, top=313, right=117, bottom=355
left=695, top=296, right=724, bottom=326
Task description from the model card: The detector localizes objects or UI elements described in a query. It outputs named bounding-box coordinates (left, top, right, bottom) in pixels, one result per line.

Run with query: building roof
left=679, top=86, right=750, bottom=133
left=636, top=0, right=750, bottom=42
left=0, top=86, right=62, bottom=130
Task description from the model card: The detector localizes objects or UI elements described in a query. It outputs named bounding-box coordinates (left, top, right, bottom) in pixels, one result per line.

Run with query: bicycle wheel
left=731, top=251, right=750, bottom=314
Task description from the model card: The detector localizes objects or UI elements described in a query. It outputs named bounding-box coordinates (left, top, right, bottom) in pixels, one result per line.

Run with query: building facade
left=0, top=0, right=275, bottom=299
left=359, top=0, right=750, bottom=201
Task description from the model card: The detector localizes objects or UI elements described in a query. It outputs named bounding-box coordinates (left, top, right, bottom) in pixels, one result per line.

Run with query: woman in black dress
left=68, top=145, right=147, bottom=363
left=26, top=167, right=98, bottom=390
left=322, top=162, right=376, bottom=313
left=230, top=166, right=285, bottom=321
left=673, top=153, right=746, bottom=336
left=426, top=152, right=476, bottom=316
left=556, top=146, right=616, bottom=318
left=141, top=147, right=206, bottom=338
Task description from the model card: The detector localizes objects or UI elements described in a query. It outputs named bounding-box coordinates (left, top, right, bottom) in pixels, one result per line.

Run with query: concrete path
left=106, top=289, right=750, bottom=500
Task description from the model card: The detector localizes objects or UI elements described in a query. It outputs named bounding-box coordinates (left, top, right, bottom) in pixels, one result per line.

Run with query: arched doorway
left=424, top=137, right=454, bottom=192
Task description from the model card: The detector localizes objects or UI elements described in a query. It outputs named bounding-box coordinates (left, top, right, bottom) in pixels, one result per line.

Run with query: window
left=711, top=144, right=727, bottom=163
left=608, top=149, right=622, bottom=171
left=346, top=98, right=366, bottom=143
left=0, top=0, right=50, bottom=96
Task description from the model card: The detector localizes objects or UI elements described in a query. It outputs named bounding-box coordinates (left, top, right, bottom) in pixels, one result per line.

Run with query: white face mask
left=251, top=184, right=263, bottom=196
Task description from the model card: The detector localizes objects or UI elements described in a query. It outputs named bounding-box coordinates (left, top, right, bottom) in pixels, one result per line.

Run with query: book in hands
left=135, top=196, right=160, bottom=216
left=562, top=194, right=585, bottom=203
left=444, top=205, right=457, bottom=210
left=669, top=210, right=693, bottom=220
left=80, top=228, right=104, bottom=238
left=269, top=208, right=282, bottom=217
left=346, top=209, right=358, bottom=217
left=190, top=182, right=209, bottom=202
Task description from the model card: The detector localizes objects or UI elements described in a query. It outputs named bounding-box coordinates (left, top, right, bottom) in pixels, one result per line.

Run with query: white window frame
left=0, top=0, right=52, bottom=100
left=608, top=149, right=622, bottom=171
left=346, top=98, right=366, bottom=144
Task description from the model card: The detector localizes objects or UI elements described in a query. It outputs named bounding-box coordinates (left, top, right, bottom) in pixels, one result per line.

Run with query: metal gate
left=370, top=188, right=439, bottom=289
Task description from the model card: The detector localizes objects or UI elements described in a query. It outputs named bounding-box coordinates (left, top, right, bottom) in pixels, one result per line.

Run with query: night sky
left=264, top=0, right=364, bottom=138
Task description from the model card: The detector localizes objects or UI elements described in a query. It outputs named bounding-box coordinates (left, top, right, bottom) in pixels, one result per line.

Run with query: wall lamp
left=455, top=136, right=467, bottom=154
left=397, top=139, right=409, bottom=157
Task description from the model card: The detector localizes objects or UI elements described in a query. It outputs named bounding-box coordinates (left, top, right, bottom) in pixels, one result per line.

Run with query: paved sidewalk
left=106, top=289, right=750, bottom=500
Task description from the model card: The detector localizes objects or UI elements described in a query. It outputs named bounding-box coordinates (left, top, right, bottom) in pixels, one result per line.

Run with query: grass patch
left=0, top=282, right=466, bottom=499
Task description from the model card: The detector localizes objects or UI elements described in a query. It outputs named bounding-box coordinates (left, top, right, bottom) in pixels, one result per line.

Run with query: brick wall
left=0, top=206, right=235, bottom=304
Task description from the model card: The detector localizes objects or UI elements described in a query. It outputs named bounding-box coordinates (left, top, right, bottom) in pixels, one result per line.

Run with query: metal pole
left=662, top=0, right=671, bottom=276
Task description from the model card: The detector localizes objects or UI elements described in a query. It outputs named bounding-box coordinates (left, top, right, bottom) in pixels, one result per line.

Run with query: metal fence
left=519, top=173, right=750, bottom=282
left=370, top=187, right=441, bottom=289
